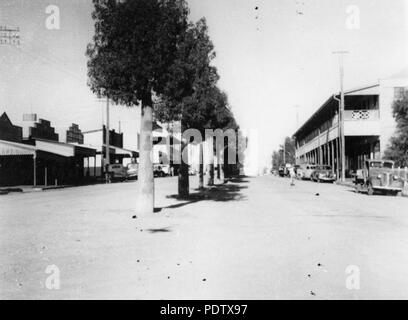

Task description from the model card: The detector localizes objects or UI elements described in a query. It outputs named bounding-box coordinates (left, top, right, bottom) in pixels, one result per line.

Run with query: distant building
left=0, top=112, right=23, bottom=143
left=0, top=114, right=96, bottom=187
left=83, top=125, right=138, bottom=178
left=29, top=118, right=59, bottom=142
left=293, top=71, right=408, bottom=177
left=66, top=123, right=84, bottom=144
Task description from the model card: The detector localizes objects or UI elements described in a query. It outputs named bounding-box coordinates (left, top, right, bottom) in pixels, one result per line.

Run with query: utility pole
left=333, top=51, right=349, bottom=182
left=293, top=105, right=300, bottom=129
left=105, top=96, right=110, bottom=183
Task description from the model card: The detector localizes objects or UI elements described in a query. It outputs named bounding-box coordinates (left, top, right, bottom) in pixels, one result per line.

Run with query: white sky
left=1, top=0, right=407, bottom=168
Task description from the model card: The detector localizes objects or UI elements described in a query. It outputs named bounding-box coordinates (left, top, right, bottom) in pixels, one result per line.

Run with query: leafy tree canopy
left=384, top=92, right=408, bottom=166
left=155, top=18, right=221, bottom=130
left=271, top=137, right=296, bottom=168
left=86, top=0, right=189, bottom=105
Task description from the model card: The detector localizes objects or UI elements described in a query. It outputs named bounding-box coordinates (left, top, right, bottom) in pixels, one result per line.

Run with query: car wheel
left=367, top=183, right=374, bottom=196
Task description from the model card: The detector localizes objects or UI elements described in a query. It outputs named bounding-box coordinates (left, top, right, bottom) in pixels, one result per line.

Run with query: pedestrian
left=289, top=165, right=296, bottom=186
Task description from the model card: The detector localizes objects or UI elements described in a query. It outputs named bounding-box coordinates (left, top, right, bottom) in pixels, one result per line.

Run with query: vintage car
left=278, top=166, right=286, bottom=177
left=107, top=164, right=128, bottom=181
left=154, top=164, right=170, bottom=177
left=310, top=165, right=336, bottom=182
left=126, top=163, right=138, bottom=179
left=296, top=163, right=317, bottom=180
left=354, top=160, right=404, bottom=196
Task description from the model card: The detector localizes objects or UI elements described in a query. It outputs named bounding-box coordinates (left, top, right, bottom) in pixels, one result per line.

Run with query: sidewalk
left=0, top=185, right=72, bottom=194
left=334, top=178, right=355, bottom=188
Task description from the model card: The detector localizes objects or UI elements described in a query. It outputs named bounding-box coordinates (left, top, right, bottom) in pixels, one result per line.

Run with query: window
left=369, top=162, right=381, bottom=168
left=382, top=162, right=393, bottom=169
left=369, top=161, right=393, bottom=169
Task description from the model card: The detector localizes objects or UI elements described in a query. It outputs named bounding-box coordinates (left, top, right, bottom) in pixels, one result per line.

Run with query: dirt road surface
left=1, top=175, right=408, bottom=299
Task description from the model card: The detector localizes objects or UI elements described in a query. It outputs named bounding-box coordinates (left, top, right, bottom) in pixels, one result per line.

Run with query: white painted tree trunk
left=137, top=100, right=154, bottom=215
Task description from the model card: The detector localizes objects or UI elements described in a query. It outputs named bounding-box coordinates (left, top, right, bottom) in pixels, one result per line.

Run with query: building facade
left=293, top=72, right=408, bottom=178
left=0, top=114, right=96, bottom=186
left=83, top=125, right=138, bottom=178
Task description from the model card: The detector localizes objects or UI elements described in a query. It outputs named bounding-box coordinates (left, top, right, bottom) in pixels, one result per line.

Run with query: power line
left=11, top=45, right=85, bottom=82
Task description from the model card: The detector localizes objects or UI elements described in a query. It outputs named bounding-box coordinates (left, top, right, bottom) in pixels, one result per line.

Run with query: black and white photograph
left=1, top=0, right=408, bottom=304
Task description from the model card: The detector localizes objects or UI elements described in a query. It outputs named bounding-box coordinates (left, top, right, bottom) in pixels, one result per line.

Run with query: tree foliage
left=271, top=136, right=296, bottom=168
left=155, top=18, right=219, bottom=131
left=86, top=0, right=189, bottom=105
left=384, top=92, right=408, bottom=167
left=271, top=151, right=281, bottom=170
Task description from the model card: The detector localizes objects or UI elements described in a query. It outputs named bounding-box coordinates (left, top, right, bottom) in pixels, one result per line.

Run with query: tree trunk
left=206, top=137, right=214, bottom=186
left=220, top=148, right=225, bottom=183
left=198, top=142, right=204, bottom=190
left=216, top=144, right=222, bottom=180
left=137, top=97, right=154, bottom=215
left=178, top=122, right=189, bottom=198
left=207, top=160, right=214, bottom=186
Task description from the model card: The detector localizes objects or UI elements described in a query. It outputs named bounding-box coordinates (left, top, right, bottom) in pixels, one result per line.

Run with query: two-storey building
left=293, top=71, right=408, bottom=178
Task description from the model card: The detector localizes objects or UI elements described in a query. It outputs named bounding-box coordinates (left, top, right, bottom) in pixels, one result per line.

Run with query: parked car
left=107, top=164, right=128, bottom=181
left=354, top=159, right=404, bottom=196
left=154, top=164, right=169, bottom=177
left=296, top=164, right=316, bottom=180
left=126, top=163, right=138, bottom=179
left=278, top=166, right=286, bottom=177
left=310, top=165, right=336, bottom=182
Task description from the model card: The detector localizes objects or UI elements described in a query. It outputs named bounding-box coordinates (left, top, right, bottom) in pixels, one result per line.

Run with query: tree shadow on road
left=225, top=176, right=251, bottom=184
left=146, top=227, right=172, bottom=233
left=162, top=178, right=248, bottom=210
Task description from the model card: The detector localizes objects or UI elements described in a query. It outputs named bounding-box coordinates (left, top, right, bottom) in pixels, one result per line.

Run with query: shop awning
left=34, top=140, right=97, bottom=158
left=0, top=139, right=36, bottom=156
left=110, top=145, right=139, bottom=158
left=67, top=142, right=97, bottom=157
left=95, top=144, right=139, bottom=158
left=35, top=139, right=75, bottom=157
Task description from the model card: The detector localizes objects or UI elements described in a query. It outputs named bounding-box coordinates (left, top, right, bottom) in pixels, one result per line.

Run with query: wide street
left=1, top=175, right=408, bottom=299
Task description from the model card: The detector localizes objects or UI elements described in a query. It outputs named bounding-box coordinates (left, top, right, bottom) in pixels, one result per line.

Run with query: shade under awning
left=0, top=139, right=36, bottom=156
